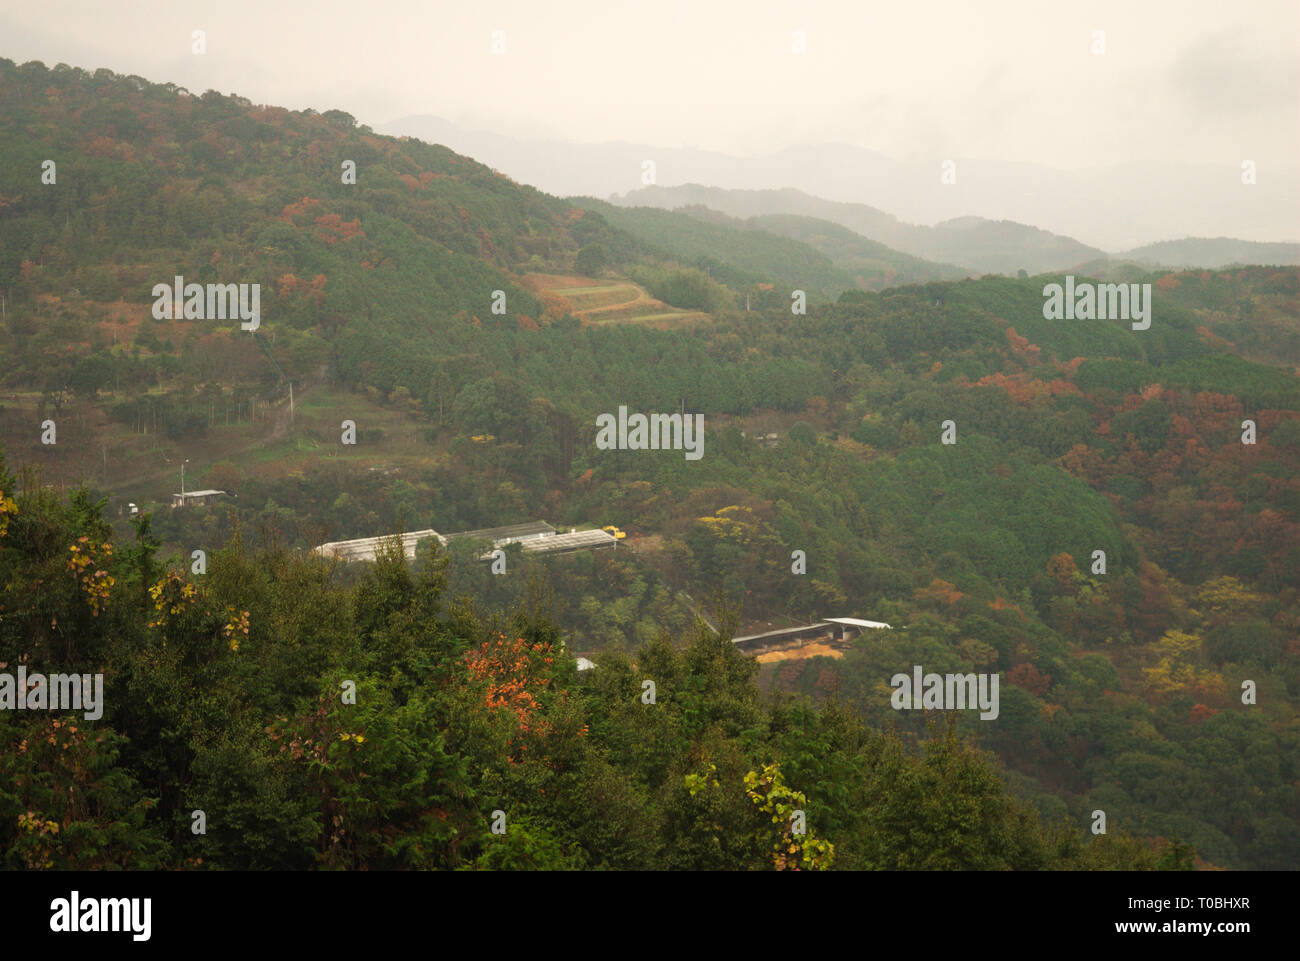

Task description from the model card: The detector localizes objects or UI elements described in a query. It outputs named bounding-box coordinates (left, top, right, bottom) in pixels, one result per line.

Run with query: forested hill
left=1, top=58, right=1299, bottom=871
left=610, top=184, right=1110, bottom=275
left=0, top=450, right=1198, bottom=870
left=570, top=197, right=966, bottom=296
left=0, top=57, right=650, bottom=391
left=746, top=212, right=970, bottom=286
left=612, top=185, right=1300, bottom=274
left=1121, top=238, right=1300, bottom=269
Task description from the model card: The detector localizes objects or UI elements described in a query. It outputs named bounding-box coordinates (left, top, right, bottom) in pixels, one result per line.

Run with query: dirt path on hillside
left=572, top=287, right=662, bottom=317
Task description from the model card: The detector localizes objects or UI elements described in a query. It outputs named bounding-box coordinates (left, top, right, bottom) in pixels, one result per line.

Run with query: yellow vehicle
left=602, top=525, right=627, bottom=540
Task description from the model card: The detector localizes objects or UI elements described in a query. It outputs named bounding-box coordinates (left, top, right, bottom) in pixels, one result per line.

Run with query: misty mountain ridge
left=609, top=184, right=1300, bottom=277
left=572, top=198, right=969, bottom=295
left=381, top=114, right=1300, bottom=252
left=609, top=184, right=1106, bottom=276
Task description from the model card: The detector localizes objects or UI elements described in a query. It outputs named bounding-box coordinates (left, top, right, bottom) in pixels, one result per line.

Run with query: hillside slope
left=0, top=57, right=644, bottom=395
left=1122, top=238, right=1300, bottom=269
left=612, top=184, right=1109, bottom=274
left=571, top=197, right=862, bottom=302
left=748, top=212, right=968, bottom=286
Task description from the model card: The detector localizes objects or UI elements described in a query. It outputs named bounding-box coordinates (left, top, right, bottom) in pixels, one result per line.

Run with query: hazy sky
left=3, top=0, right=1297, bottom=171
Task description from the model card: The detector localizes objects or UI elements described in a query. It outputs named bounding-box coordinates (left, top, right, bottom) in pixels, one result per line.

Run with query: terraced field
left=520, top=274, right=711, bottom=326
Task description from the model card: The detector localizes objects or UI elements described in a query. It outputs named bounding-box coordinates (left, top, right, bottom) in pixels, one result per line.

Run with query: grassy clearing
left=587, top=310, right=711, bottom=327
left=521, top=272, right=710, bottom=327
left=0, top=380, right=443, bottom=512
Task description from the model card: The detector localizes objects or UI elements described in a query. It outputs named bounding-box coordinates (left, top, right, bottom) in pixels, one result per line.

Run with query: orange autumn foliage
left=279, top=196, right=320, bottom=222
left=1057, top=443, right=1106, bottom=484
left=1005, top=326, right=1042, bottom=364
left=1008, top=661, right=1052, bottom=697
left=277, top=273, right=327, bottom=305
left=1189, top=704, right=1218, bottom=723
left=989, top=596, right=1024, bottom=617
left=915, top=578, right=965, bottom=607
left=1046, top=551, right=1078, bottom=586
left=85, top=136, right=134, bottom=161
left=464, top=634, right=555, bottom=757
left=974, top=371, right=1053, bottom=405
left=314, top=213, right=365, bottom=245
left=538, top=291, right=570, bottom=322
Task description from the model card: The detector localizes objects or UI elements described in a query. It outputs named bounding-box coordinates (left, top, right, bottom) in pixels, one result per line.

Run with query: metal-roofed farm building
left=513, top=528, right=616, bottom=557
left=443, top=521, right=556, bottom=546
left=311, top=521, right=618, bottom=564
left=312, top=529, right=445, bottom=563
left=170, top=490, right=227, bottom=508
left=730, top=617, right=891, bottom=655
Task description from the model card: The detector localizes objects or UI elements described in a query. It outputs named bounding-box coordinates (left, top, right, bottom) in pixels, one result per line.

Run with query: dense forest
left=1, top=457, right=1199, bottom=869
left=1, top=58, right=1297, bottom=870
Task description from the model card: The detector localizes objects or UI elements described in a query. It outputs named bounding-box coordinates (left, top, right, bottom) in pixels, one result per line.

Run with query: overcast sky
left=3, top=0, right=1296, bottom=172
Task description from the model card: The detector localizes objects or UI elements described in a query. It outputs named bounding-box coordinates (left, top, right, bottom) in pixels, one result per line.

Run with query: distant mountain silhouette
left=612, top=185, right=1107, bottom=275
left=381, top=115, right=1300, bottom=252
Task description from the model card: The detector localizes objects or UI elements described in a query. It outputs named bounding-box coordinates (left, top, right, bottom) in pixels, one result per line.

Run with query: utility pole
left=289, top=381, right=294, bottom=423
left=181, top=458, right=189, bottom=498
